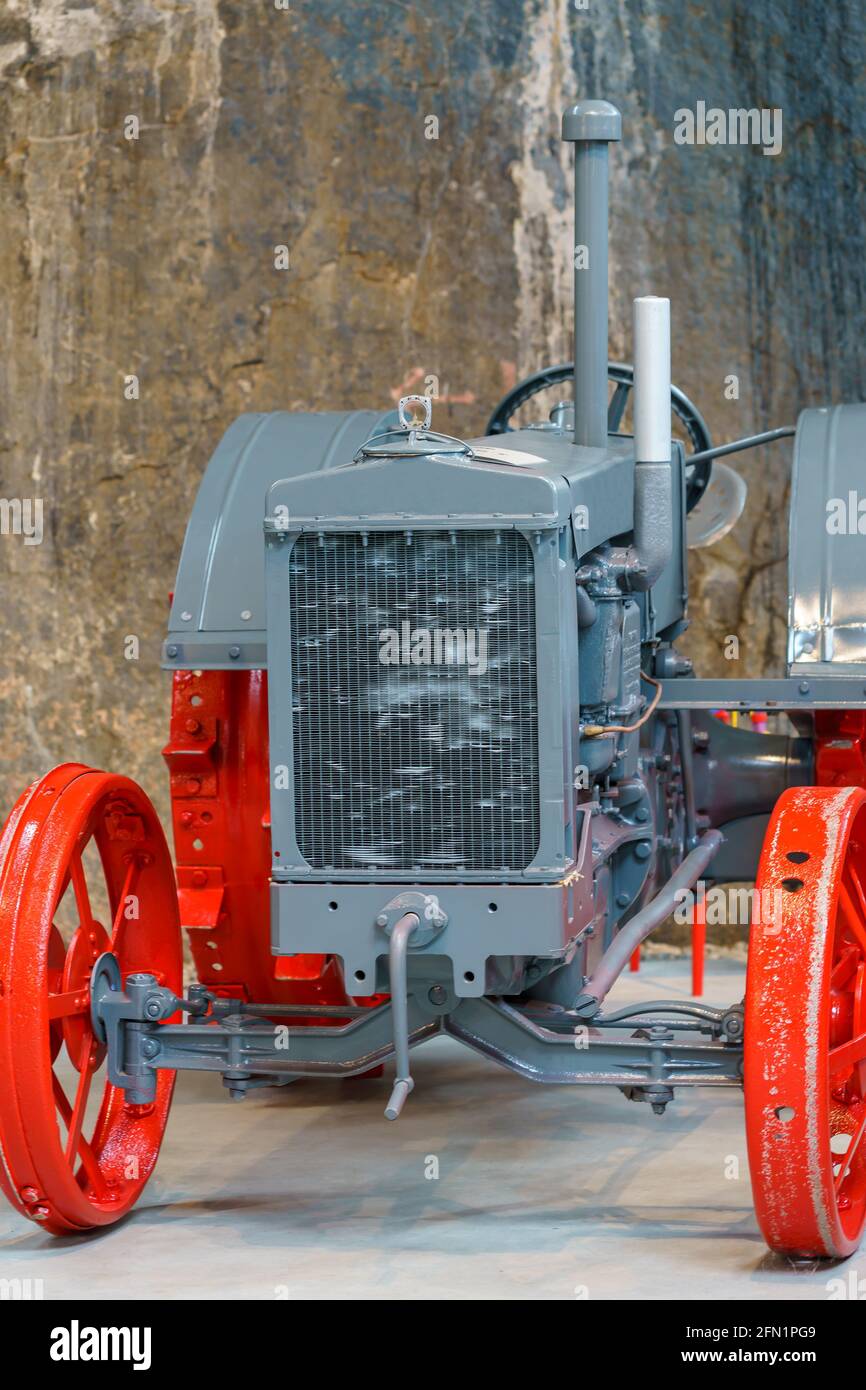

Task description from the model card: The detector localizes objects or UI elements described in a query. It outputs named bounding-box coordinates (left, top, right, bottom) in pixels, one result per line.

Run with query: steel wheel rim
left=0, top=765, right=181, bottom=1233
left=745, top=784, right=866, bottom=1258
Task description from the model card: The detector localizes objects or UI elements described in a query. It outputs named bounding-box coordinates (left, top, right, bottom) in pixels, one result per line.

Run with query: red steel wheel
left=745, top=784, right=866, bottom=1257
left=0, top=764, right=182, bottom=1234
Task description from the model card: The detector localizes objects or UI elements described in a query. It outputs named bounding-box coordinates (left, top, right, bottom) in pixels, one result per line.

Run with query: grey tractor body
left=129, top=99, right=866, bottom=1110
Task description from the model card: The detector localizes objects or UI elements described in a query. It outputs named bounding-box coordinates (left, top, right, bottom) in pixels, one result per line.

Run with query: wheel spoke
left=607, top=381, right=631, bottom=433
left=47, top=989, right=89, bottom=1020
left=71, top=1133, right=107, bottom=1198
left=847, top=861, right=866, bottom=917
left=69, top=851, right=95, bottom=932
left=832, top=946, right=860, bottom=989
left=109, top=858, right=138, bottom=952
left=52, top=1072, right=106, bottom=1197
left=63, top=1042, right=96, bottom=1165
left=835, top=1108, right=866, bottom=1194
left=838, top=878, right=866, bottom=956
left=830, top=1031, right=866, bottom=1075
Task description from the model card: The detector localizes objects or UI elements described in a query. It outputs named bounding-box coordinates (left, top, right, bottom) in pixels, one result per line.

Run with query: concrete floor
left=0, top=958, right=859, bottom=1300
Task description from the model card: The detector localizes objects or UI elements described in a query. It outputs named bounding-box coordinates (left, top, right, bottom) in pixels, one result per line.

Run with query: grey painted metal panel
left=659, top=676, right=866, bottom=709
left=788, top=403, right=866, bottom=674
left=270, top=880, right=581, bottom=998
left=162, top=409, right=393, bottom=669
left=263, top=428, right=632, bottom=537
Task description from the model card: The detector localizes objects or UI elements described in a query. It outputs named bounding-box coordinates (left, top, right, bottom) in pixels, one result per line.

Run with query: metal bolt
left=144, top=997, right=163, bottom=1019
left=185, top=718, right=201, bottom=735
left=166, top=645, right=178, bottom=658
left=191, top=869, right=208, bottom=887
left=799, top=681, right=810, bottom=694
left=616, top=892, right=630, bottom=907
left=228, top=646, right=241, bottom=659
left=428, top=985, right=447, bottom=1006
left=375, top=914, right=388, bottom=928
left=634, top=841, right=652, bottom=861
left=141, top=1038, right=160, bottom=1059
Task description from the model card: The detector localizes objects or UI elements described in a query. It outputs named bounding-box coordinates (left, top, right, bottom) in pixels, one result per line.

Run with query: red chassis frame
left=163, top=667, right=385, bottom=1017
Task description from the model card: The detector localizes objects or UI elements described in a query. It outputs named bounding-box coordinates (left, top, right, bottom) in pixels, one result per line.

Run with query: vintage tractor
left=1, top=99, right=865, bottom=1259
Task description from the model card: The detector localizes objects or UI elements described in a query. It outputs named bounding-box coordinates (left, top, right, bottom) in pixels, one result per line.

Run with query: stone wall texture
left=0, top=0, right=864, bottom=825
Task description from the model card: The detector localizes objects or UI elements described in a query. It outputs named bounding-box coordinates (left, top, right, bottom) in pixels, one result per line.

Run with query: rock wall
left=0, top=0, right=864, bottom=823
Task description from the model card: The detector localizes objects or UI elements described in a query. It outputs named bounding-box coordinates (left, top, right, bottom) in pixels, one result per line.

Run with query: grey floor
left=0, top=958, right=858, bottom=1300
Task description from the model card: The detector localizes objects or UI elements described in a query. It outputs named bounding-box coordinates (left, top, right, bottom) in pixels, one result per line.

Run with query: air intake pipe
left=562, top=103, right=672, bottom=589
left=562, top=100, right=622, bottom=448
left=630, top=294, right=673, bottom=591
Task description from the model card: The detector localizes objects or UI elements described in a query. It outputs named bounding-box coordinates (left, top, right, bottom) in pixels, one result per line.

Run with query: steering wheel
left=486, top=362, right=713, bottom=512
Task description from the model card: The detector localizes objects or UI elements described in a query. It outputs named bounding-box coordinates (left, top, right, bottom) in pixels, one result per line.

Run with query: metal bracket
left=375, top=890, right=448, bottom=947
left=89, top=955, right=182, bottom=1105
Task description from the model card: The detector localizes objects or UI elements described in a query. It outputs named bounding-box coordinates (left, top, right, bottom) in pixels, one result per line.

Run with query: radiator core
left=288, top=529, right=540, bottom=874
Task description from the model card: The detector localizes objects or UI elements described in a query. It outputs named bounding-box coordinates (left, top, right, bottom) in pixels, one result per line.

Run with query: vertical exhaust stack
left=633, top=295, right=672, bottom=464
left=562, top=100, right=622, bottom=448
left=631, top=295, right=673, bottom=590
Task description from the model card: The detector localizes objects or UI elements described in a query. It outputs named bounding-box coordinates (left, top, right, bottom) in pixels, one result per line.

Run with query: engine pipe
left=384, top=912, right=419, bottom=1120
left=572, top=829, right=724, bottom=1018
left=562, top=100, right=622, bottom=449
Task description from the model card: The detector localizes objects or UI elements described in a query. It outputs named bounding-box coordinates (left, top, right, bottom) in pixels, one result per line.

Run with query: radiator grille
left=288, top=529, right=539, bottom=872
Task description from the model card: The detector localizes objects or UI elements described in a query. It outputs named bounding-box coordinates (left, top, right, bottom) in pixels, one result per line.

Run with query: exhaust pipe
left=633, top=294, right=671, bottom=463
left=562, top=100, right=622, bottom=448
left=630, top=294, right=672, bottom=591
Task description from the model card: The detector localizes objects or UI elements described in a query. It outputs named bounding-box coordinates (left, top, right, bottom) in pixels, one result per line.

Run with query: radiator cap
left=355, top=395, right=472, bottom=459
